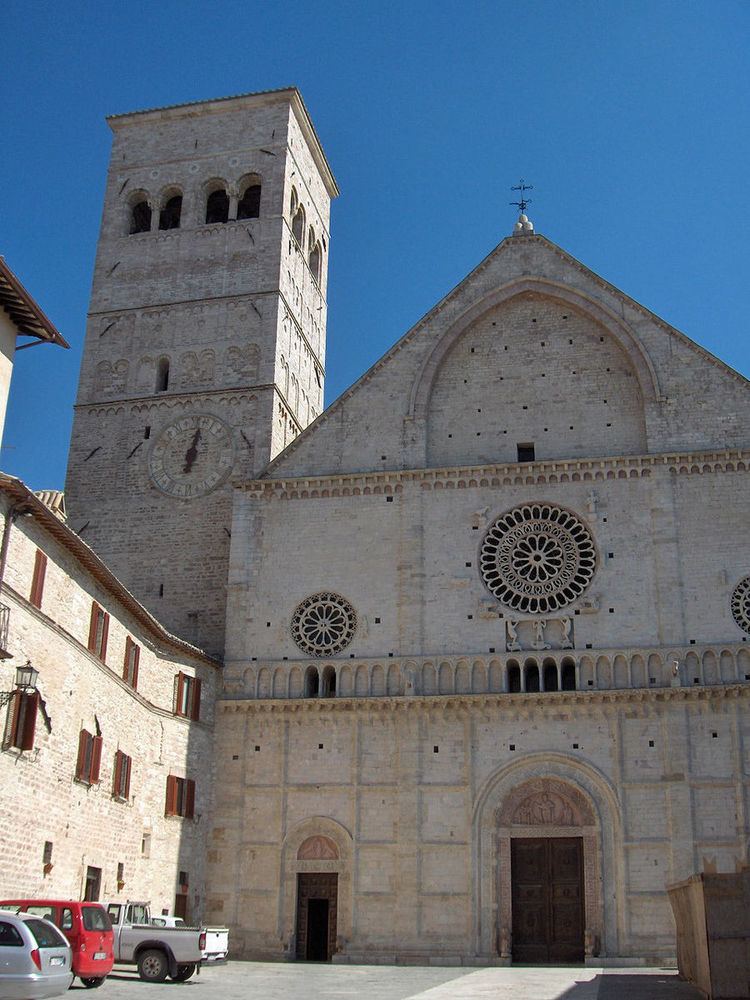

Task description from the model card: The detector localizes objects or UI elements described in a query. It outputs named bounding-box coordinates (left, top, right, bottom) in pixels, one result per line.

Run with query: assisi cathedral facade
left=53, top=87, right=750, bottom=964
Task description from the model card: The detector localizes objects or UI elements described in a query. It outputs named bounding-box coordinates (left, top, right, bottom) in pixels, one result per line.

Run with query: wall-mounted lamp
left=0, top=661, right=39, bottom=706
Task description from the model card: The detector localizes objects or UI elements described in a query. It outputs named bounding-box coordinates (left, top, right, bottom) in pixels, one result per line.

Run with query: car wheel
left=137, top=949, right=169, bottom=983
left=171, top=964, right=196, bottom=982
left=80, top=978, right=106, bottom=989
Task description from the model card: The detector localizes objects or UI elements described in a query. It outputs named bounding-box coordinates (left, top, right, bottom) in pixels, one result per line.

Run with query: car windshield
left=25, top=919, right=68, bottom=948
left=82, top=907, right=112, bottom=932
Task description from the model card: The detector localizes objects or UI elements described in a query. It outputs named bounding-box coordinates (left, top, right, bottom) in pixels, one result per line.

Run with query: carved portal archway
left=281, top=817, right=353, bottom=960
left=496, top=777, right=601, bottom=961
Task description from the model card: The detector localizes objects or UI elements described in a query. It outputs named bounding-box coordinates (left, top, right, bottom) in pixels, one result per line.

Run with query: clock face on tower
left=148, top=414, right=235, bottom=499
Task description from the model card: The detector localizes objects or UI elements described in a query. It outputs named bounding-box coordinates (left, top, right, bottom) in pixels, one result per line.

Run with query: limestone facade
left=205, top=227, right=750, bottom=963
left=0, top=475, right=219, bottom=918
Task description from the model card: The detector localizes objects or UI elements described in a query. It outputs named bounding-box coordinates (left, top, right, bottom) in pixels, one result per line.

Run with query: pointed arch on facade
left=408, top=277, right=663, bottom=421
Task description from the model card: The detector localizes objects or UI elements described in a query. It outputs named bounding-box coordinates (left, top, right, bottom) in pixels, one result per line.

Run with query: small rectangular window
left=76, top=729, right=103, bottom=785
left=165, top=775, right=195, bottom=819
left=113, top=749, right=132, bottom=800
left=87, top=603, right=109, bottom=662
left=2, top=690, right=39, bottom=751
left=174, top=672, right=201, bottom=721
left=123, top=638, right=140, bottom=690
left=30, top=550, right=47, bottom=609
left=517, top=443, right=535, bottom=463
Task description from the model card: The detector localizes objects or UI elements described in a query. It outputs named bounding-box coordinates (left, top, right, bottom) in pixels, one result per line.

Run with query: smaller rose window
left=731, top=577, right=750, bottom=635
left=291, top=592, right=357, bottom=657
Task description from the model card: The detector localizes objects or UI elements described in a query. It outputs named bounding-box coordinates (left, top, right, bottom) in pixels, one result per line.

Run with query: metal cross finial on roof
left=510, top=179, right=533, bottom=214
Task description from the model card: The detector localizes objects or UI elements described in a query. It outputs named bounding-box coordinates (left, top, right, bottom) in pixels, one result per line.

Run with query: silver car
left=0, top=910, right=73, bottom=1000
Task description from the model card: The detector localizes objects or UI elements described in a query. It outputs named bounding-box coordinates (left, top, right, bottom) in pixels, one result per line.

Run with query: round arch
left=472, top=753, right=625, bottom=961
left=280, top=816, right=354, bottom=959
left=408, top=277, right=662, bottom=421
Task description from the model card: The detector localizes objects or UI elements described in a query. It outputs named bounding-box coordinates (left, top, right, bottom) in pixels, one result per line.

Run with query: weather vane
left=510, top=179, right=533, bottom=214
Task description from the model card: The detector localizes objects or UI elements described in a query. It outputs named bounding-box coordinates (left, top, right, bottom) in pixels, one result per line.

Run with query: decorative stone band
left=223, top=642, right=750, bottom=701
left=240, top=448, right=750, bottom=500
left=218, top=681, right=750, bottom=715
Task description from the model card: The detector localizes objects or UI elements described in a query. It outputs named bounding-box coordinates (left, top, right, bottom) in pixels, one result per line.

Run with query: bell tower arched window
left=292, top=205, right=305, bottom=246
left=130, top=199, right=151, bottom=235
left=156, top=357, right=170, bottom=393
left=237, top=181, right=261, bottom=220
left=205, top=188, right=229, bottom=225
left=307, top=229, right=322, bottom=285
left=159, top=194, right=182, bottom=230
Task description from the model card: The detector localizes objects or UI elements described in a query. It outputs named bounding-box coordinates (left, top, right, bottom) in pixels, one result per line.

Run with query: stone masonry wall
left=0, top=493, right=218, bottom=920
left=206, top=686, right=750, bottom=962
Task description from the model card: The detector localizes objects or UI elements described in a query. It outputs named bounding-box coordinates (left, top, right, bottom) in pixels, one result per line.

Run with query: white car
left=0, top=910, right=73, bottom=1000
left=149, top=916, right=186, bottom=929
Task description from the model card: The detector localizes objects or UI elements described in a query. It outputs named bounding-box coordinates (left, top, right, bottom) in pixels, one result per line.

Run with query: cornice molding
left=218, top=682, right=750, bottom=716
left=241, top=448, right=749, bottom=499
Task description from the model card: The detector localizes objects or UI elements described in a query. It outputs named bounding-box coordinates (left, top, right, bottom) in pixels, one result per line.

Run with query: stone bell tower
left=65, top=88, right=338, bottom=656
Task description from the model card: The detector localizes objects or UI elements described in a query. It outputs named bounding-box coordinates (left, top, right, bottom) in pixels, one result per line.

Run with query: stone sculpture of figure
left=532, top=619, right=551, bottom=650
left=404, top=662, right=418, bottom=696
left=506, top=620, right=521, bottom=652
left=499, top=926, right=511, bottom=959
left=560, top=616, right=573, bottom=649
left=671, top=658, right=682, bottom=687
left=586, top=490, right=598, bottom=514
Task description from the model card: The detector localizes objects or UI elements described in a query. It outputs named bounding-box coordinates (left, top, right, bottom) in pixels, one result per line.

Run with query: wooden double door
left=511, top=837, right=584, bottom=963
left=295, top=873, right=338, bottom=961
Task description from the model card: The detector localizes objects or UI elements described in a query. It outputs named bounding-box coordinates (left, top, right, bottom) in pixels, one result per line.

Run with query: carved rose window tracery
left=480, top=503, right=596, bottom=614
left=731, top=577, right=750, bottom=635
left=291, top=592, right=357, bottom=657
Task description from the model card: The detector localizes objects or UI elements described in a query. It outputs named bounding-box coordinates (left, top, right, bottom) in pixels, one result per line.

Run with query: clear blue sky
left=3, top=0, right=748, bottom=490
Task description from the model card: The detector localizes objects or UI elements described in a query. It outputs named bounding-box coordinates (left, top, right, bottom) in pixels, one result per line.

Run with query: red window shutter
left=123, top=638, right=132, bottom=681
left=175, top=673, right=185, bottom=715
left=100, top=614, right=109, bottom=663
left=3, top=690, right=21, bottom=749
left=165, top=775, right=177, bottom=816
left=30, top=550, right=47, bottom=609
left=91, top=735, right=103, bottom=783
left=123, top=755, right=131, bottom=799
left=87, top=604, right=99, bottom=652
left=185, top=779, right=195, bottom=819
left=132, top=645, right=140, bottom=691
left=76, top=729, right=89, bottom=780
left=19, top=693, right=39, bottom=751
left=190, top=678, right=202, bottom=721
left=113, top=751, right=123, bottom=797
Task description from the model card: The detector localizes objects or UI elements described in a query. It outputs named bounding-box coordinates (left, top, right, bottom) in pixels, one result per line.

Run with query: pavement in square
left=83, top=962, right=705, bottom=999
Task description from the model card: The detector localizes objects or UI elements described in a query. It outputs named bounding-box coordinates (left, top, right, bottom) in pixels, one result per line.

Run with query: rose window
left=479, top=503, right=596, bottom=614
left=730, top=577, right=750, bottom=635
left=291, top=592, right=357, bottom=656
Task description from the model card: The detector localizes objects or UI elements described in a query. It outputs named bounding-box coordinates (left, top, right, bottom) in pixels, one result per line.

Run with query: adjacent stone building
left=0, top=474, right=219, bottom=916
left=3, top=87, right=749, bottom=966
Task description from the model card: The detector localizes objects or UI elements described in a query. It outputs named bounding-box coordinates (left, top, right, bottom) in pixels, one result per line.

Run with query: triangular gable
left=261, top=232, right=748, bottom=480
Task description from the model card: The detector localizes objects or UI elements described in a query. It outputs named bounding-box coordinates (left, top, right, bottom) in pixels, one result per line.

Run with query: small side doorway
left=84, top=866, right=101, bottom=902
left=295, top=873, right=338, bottom=961
left=511, top=837, right=584, bottom=963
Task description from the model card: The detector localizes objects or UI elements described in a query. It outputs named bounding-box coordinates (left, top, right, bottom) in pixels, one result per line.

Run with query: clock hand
left=183, top=429, right=202, bottom=473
